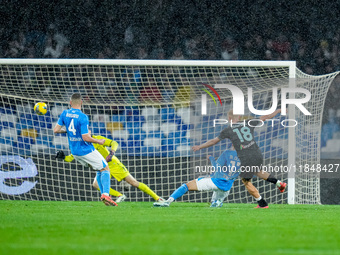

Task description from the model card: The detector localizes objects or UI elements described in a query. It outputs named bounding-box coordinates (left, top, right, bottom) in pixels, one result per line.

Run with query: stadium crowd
left=1, top=1, right=340, bottom=75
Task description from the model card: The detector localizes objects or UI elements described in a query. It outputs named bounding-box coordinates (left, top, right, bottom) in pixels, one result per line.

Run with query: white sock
left=276, top=180, right=282, bottom=187
left=255, top=196, right=262, bottom=201
left=103, top=193, right=109, bottom=196
left=167, top=197, right=174, bottom=203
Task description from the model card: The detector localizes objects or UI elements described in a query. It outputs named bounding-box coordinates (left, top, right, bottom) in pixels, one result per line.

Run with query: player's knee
left=186, top=180, right=197, bottom=191
left=181, top=183, right=189, bottom=189
left=125, top=176, right=139, bottom=187
left=242, top=178, right=257, bottom=193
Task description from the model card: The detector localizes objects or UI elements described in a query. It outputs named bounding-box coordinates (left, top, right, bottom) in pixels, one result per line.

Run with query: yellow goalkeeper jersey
left=64, top=135, right=119, bottom=164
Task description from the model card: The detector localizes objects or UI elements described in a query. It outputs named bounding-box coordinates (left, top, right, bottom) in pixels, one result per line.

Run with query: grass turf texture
left=0, top=201, right=339, bottom=255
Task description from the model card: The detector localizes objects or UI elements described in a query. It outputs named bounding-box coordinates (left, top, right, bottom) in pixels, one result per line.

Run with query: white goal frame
left=0, top=59, right=301, bottom=204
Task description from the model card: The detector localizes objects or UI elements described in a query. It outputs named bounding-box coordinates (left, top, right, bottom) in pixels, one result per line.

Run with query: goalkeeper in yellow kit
left=56, top=133, right=164, bottom=203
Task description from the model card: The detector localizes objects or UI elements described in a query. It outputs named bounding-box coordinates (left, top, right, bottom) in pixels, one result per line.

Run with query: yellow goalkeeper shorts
left=108, top=160, right=130, bottom=182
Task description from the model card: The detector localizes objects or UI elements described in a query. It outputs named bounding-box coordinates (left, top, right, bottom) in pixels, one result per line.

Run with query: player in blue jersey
left=208, top=151, right=240, bottom=207
left=153, top=149, right=266, bottom=208
left=53, top=93, right=117, bottom=206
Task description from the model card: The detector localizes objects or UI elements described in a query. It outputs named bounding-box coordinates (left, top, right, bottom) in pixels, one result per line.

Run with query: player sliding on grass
left=192, top=109, right=286, bottom=208
left=56, top=132, right=164, bottom=203
left=154, top=149, right=268, bottom=208
left=53, top=93, right=117, bottom=206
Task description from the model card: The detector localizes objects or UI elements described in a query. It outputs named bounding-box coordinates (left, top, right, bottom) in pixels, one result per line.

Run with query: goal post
left=0, top=59, right=338, bottom=204
left=288, top=63, right=296, bottom=204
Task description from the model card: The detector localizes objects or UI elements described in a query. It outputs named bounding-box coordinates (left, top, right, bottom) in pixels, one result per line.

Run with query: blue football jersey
left=209, top=150, right=241, bottom=191
left=57, top=108, right=95, bottom=156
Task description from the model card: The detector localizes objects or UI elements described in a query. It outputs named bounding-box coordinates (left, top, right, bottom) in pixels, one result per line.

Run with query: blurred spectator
left=264, top=50, right=273, bottom=60
left=170, top=48, right=185, bottom=60
left=150, top=41, right=166, bottom=59
left=253, top=35, right=266, bottom=60
left=47, top=24, right=68, bottom=52
left=220, top=37, right=239, bottom=60
left=136, top=46, right=148, bottom=59
left=102, top=47, right=114, bottom=59
left=44, top=36, right=62, bottom=58
left=124, top=25, right=134, bottom=47
left=303, top=64, right=314, bottom=75
left=320, top=40, right=332, bottom=60
left=43, top=24, right=68, bottom=58
left=60, top=46, right=72, bottom=58
left=205, top=49, right=218, bottom=60
left=116, top=48, right=128, bottom=59
left=23, top=43, right=37, bottom=58
left=5, top=40, right=21, bottom=58
left=185, top=36, right=199, bottom=59
left=295, top=45, right=309, bottom=68
left=272, top=33, right=291, bottom=59
left=25, top=30, right=45, bottom=56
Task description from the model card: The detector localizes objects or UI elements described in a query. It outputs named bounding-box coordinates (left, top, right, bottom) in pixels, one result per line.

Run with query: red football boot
left=100, top=194, right=118, bottom=206
left=278, top=182, right=287, bottom=193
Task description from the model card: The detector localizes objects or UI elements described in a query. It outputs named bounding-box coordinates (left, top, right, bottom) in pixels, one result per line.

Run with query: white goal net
left=0, top=59, right=338, bottom=204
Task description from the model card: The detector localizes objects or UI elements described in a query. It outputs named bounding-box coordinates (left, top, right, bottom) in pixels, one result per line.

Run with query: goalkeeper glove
left=106, top=150, right=115, bottom=162
left=55, top=150, right=65, bottom=160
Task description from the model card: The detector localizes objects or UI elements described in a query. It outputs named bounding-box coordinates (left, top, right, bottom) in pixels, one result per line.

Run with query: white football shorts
left=73, top=150, right=108, bottom=170
left=196, top=178, right=219, bottom=191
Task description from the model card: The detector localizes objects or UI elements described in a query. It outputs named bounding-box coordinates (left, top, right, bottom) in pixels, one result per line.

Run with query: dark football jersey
left=217, top=119, right=263, bottom=165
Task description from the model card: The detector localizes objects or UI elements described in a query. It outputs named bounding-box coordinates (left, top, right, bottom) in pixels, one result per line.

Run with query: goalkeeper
left=56, top=132, right=164, bottom=203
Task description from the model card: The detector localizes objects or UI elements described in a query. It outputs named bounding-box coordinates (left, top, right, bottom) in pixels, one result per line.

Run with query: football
left=34, top=102, right=48, bottom=115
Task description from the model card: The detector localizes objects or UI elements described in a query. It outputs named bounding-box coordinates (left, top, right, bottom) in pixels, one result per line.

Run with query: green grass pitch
left=0, top=201, right=339, bottom=255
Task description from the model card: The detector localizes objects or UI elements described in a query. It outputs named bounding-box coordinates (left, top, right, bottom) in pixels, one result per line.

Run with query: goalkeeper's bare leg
left=123, top=175, right=164, bottom=202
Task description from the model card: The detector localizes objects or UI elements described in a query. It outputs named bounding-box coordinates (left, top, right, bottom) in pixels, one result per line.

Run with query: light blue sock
left=170, top=183, right=189, bottom=201
left=96, top=171, right=103, bottom=194
left=100, top=170, right=111, bottom=195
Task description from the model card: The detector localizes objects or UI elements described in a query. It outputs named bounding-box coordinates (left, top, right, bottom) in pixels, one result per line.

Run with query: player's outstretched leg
left=92, top=177, right=125, bottom=199
left=256, top=172, right=287, bottom=193
left=101, top=193, right=118, bottom=206
left=242, top=178, right=269, bottom=209
left=124, top=175, right=164, bottom=202
left=154, top=182, right=191, bottom=207
left=99, top=167, right=118, bottom=206
left=254, top=195, right=269, bottom=209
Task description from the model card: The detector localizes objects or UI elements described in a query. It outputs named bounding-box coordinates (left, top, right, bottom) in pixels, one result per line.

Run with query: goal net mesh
left=0, top=60, right=337, bottom=204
